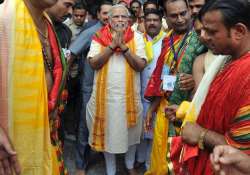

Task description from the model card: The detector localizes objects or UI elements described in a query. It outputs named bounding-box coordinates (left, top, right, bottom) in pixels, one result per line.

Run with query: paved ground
left=64, top=139, right=146, bottom=175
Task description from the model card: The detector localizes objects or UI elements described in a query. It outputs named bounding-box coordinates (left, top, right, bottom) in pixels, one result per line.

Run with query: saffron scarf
left=144, top=30, right=192, bottom=175
left=0, top=0, right=67, bottom=174
left=143, top=30, right=165, bottom=64
left=91, top=24, right=138, bottom=151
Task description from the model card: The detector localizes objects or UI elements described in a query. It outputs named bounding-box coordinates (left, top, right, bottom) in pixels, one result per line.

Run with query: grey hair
left=108, top=4, right=131, bottom=19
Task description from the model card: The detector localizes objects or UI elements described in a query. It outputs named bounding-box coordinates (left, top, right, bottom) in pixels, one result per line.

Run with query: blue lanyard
left=169, top=31, right=190, bottom=62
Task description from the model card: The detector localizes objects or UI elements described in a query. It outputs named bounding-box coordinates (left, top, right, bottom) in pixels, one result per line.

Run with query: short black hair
left=164, top=0, right=189, bottom=11
left=130, top=0, right=142, bottom=7
left=144, top=8, right=163, bottom=19
left=73, top=3, right=86, bottom=11
left=143, top=0, right=159, bottom=12
left=97, top=1, right=113, bottom=12
left=199, top=0, right=250, bottom=30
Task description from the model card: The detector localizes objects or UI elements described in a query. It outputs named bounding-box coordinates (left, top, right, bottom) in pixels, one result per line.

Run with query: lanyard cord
left=169, top=31, right=190, bottom=62
left=168, top=31, right=190, bottom=73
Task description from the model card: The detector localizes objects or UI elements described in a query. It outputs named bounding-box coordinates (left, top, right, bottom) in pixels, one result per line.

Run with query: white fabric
left=125, top=145, right=137, bottom=169
left=140, top=33, right=166, bottom=139
left=104, top=145, right=137, bottom=175
left=183, top=53, right=229, bottom=125
left=104, top=152, right=116, bottom=175
left=204, top=50, right=216, bottom=72
left=87, top=32, right=146, bottom=153
left=162, top=18, right=169, bottom=31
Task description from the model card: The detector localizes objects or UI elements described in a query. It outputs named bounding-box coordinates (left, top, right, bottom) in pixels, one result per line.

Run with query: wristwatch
left=108, top=45, right=115, bottom=52
left=198, top=129, right=208, bottom=150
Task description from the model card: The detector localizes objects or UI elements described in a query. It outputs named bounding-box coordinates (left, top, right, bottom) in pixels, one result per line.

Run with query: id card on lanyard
left=161, top=65, right=176, bottom=92
left=162, top=31, right=190, bottom=91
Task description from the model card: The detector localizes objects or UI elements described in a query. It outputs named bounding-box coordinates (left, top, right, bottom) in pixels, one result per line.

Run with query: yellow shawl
left=91, top=40, right=138, bottom=151
left=0, top=0, right=64, bottom=174
left=143, top=30, right=165, bottom=64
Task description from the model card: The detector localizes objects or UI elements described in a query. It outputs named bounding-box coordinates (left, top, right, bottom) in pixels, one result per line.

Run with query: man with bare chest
left=0, top=0, right=68, bottom=174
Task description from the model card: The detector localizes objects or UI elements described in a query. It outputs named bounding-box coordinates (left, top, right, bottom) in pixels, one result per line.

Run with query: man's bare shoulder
left=194, top=53, right=206, bottom=69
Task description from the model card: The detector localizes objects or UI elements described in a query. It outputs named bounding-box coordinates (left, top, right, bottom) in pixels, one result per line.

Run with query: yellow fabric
left=126, top=40, right=138, bottom=127
left=52, top=146, right=60, bottom=175
left=143, top=30, right=164, bottom=64
left=92, top=46, right=109, bottom=151
left=176, top=101, right=191, bottom=120
left=92, top=39, right=137, bottom=151
left=0, top=0, right=61, bottom=174
left=145, top=99, right=169, bottom=175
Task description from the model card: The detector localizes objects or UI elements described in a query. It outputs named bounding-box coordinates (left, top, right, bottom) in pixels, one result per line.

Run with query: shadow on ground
left=64, top=139, right=146, bottom=175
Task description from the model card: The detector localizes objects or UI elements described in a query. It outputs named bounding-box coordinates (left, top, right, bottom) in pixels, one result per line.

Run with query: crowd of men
left=1, top=0, right=250, bottom=175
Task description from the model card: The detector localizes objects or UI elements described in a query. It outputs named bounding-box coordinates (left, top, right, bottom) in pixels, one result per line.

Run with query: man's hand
left=181, top=122, right=204, bottom=145
left=111, top=31, right=120, bottom=49
left=210, top=145, right=250, bottom=175
left=0, top=128, right=21, bottom=175
left=111, top=23, right=126, bottom=50
left=179, top=73, right=195, bottom=91
left=165, top=105, right=178, bottom=121
left=117, top=31, right=126, bottom=49
left=144, top=109, right=154, bottom=133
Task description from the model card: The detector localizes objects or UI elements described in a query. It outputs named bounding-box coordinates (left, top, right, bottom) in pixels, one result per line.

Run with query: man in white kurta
left=87, top=32, right=146, bottom=152
left=86, top=4, right=146, bottom=175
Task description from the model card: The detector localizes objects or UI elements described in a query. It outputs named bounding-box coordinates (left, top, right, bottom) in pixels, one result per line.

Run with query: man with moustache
left=181, top=0, right=250, bottom=174
left=0, top=0, right=69, bottom=174
left=47, top=0, right=76, bottom=49
left=64, top=3, right=87, bottom=42
left=69, top=1, right=113, bottom=175
left=135, top=9, right=166, bottom=170
left=144, top=0, right=205, bottom=174
left=189, top=0, right=206, bottom=18
left=87, top=4, right=146, bottom=175
left=130, top=0, right=142, bottom=22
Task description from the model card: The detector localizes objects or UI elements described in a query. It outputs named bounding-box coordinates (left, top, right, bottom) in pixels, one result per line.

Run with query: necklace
left=37, top=19, right=54, bottom=74
left=219, top=56, right=232, bottom=73
left=42, top=47, right=53, bottom=74
left=35, top=16, right=50, bottom=47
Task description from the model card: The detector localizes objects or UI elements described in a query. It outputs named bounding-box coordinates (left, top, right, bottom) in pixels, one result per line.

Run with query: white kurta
left=140, top=33, right=166, bottom=139
left=86, top=32, right=146, bottom=153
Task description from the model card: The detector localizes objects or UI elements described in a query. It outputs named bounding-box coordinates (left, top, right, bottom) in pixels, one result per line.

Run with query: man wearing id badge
left=144, top=0, right=205, bottom=174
